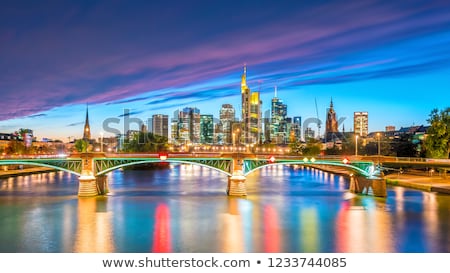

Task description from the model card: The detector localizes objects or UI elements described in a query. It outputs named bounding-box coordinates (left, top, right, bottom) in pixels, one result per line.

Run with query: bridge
left=0, top=152, right=386, bottom=197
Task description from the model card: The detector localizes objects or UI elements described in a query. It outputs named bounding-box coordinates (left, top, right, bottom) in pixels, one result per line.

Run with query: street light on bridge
left=159, top=153, right=168, bottom=161
left=355, top=135, right=359, bottom=157
left=377, top=132, right=381, bottom=156
left=100, top=131, right=104, bottom=153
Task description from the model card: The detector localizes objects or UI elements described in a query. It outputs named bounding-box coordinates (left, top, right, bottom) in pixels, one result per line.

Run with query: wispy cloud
left=28, top=113, right=47, bottom=118
left=67, top=121, right=84, bottom=127
left=118, top=110, right=145, bottom=118
left=1, top=0, right=450, bottom=121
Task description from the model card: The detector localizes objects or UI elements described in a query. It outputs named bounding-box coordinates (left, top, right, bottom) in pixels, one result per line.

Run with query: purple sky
left=1, top=0, right=450, bottom=140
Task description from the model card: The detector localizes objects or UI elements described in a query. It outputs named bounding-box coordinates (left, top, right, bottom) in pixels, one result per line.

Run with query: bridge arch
left=95, top=159, right=232, bottom=177
left=244, top=160, right=373, bottom=177
left=0, top=161, right=81, bottom=176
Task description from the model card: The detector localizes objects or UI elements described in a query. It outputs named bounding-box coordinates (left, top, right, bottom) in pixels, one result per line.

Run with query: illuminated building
left=152, top=114, right=169, bottom=138
left=304, top=127, right=315, bottom=139
left=325, top=98, right=339, bottom=142
left=220, top=104, right=235, bottom=144
left=385, top=125, right=395, bottom=132
left=240, top=65, right=262, bottom=144
left=270, top=86, right=288, bottom=144
left=292, top=116, right=302, bottom=141
left=176, top=107, right=201, bottom=144
left=250, top=91, right=262, bottom=144
left=354, top=111, right=369, bottom=137
left=83, top=104, right=91, bottom=141
left=200, top=114, right=214, bottom=144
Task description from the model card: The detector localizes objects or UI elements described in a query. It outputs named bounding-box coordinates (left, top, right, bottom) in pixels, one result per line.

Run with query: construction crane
left=315, top=98, right=321, bottom=140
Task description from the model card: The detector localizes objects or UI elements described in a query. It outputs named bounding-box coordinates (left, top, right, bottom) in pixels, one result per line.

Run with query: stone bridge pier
left=78, top=152, right=108, bottom=197
left=349, top=175, right=387, bottom=197
left=227, top=156, right=247, bottom=196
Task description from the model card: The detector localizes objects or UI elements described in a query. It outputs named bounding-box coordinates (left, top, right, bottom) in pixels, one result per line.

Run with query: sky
left=1, top=0, right=450, bottom=141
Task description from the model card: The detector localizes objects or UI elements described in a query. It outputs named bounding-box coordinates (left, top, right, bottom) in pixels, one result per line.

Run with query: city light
left=159, top=153, right=168, bottom=161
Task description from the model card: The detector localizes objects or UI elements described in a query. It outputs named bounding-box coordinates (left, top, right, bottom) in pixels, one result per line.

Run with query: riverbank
left=384, top=173, right=450, bottom=194
left=0, top=167, right=55, bottom=178
left=305, top=165, right=450, bottom=195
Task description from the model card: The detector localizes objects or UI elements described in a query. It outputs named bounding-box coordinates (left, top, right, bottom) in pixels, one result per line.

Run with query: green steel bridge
left=0, top=152, right=384, bottom=197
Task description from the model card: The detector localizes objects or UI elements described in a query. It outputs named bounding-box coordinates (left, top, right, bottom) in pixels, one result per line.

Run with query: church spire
left=330, top=97, right=334, bottom=109
left=83, top=103, right=91, bottom=140
left=241, top=63, right=247, bottom=91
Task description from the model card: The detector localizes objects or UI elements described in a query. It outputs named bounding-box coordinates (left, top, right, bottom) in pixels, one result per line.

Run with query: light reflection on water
left=0, top=165, right=449, bottom=253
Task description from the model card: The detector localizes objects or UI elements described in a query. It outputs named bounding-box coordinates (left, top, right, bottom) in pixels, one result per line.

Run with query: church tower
left=325, top=98, right=338, bottom=140
left=83, top=104, right=91, bottom=141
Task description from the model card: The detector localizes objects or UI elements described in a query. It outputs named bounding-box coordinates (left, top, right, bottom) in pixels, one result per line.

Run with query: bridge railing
left=0, top=154, right=68, bottom=159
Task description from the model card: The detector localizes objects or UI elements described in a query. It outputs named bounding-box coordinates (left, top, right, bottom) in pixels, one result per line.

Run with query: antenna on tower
left=315, top=98, right=321, bottom=139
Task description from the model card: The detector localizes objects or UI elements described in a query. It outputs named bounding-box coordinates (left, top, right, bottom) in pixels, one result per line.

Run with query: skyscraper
left=83, top=104, right=91, bottom=141
left=219, top=104, right=235, bottom=144
left=178, top=107, right=201, bottom=143
left=200, top=115, right=214, bottom=144
left=241, top=65, right=251, bottom=143
left=250, top=91, right=262, bottom=144
left=354, top=111, right=369, bottom=137
left=270, top=86, right=288, bottom=144
left=241, top=65, right=261, bottom=144
left=292, top=116, right=302, bottom=141
left=152, top=114, right=169, bottom=138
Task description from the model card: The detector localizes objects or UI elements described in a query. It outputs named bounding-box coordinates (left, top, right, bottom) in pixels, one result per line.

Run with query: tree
left=5, top=140, right=25, bottom=155
left=122, top=132, right=168, bottom=152
left=423, top=107, right=450, bottom=158
left=301, top=137, right=321, bottom=156
left=74, top=139, right=88, bottom=153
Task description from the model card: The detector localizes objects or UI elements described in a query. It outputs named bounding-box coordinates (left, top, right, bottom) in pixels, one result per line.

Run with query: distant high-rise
left=250, top=91, right=262, bottom=143
left=354, top=111, right=369, bottom=137
left=83, top=104, right=91, bottom=141
left=178, top=107, right=201, bottom=143
left=241, top=65, right=251, bottom=143
left=292, top=116, right=302, bottom=141
left=219, top=104, right=235, bottom=144
left=304, top=127, right=315, bottom=139
left=241, top=65, right=262, bottom=144
left=200, top=115, right=214, bottom=144
left=270, top=86, right=288, bottom=144
left=152, top=114, right=168, bottom=138
left=385, top=125, right=395, bottom=132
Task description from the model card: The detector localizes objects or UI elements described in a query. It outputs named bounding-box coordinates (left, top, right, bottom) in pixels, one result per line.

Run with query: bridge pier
left=96, top=175, right=109, bottom=195
left=349, top=175, right=387, bottom=197
left=78, top=174, right=98, bottom=197
left=227, top=171, right=247, bottom=196
left=77, top=152, right=109, bottom=197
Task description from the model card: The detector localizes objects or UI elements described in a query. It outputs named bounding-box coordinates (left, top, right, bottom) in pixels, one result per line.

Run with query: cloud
left=28, top=113, right=47, bottom=118
left=1, top=0, right=450, bottom=120
left=117, top=110, right=145, bottom=117
left=67, top=121, right=84, bottom=127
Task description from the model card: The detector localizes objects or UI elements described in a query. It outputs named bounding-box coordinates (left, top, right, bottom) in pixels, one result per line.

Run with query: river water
left=0, top=164, right=449, bottom=253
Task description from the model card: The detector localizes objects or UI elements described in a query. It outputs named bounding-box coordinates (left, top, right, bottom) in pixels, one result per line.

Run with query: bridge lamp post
left=355, top=135, right=359, bottom=157
left=100, top=132, right=104, bottom=153
left=377, top=132, right=381, bottom=156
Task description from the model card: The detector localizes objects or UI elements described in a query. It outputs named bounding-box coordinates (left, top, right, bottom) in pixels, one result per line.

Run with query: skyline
left=1, top=0, right=450, bottom=140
